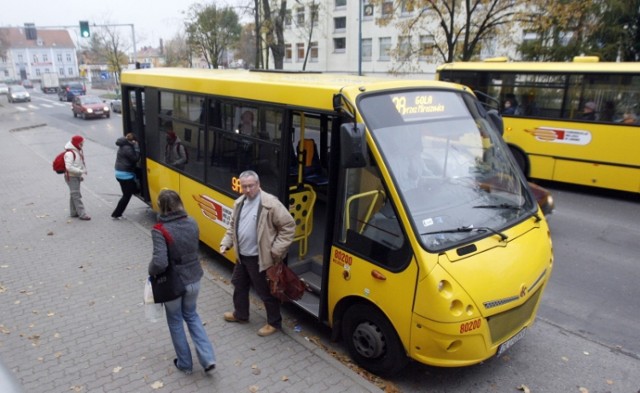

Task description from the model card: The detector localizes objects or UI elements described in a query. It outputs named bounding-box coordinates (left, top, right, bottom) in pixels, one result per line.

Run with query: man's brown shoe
left=223, top=312, right=248, bottom=323
left=257, top=324, right=278, bottom=337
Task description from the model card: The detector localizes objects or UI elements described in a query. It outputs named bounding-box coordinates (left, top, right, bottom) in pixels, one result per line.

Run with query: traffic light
left=79, top=21, right=90, bottom=38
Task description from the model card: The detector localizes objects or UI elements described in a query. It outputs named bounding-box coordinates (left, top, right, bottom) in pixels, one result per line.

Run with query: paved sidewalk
left=0, top=105, right=381, bottom=392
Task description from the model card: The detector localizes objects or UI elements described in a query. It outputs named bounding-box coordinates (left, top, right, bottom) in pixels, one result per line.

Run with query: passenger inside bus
left=578, top=101, right=597, bottom=121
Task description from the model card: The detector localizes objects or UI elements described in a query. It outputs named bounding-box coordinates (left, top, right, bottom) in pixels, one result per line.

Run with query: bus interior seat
left=288, top=184, right=317, bottom=258
left=362, top=201, right=403, bottom=249
left=299, top=139, right=328, bottom=187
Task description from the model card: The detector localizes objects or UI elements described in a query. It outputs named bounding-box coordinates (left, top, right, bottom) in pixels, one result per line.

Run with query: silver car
left=110, top=98, right=122, bottom=113
left=0, top=83, right=8, bottom=95
left=8, top=85, right=31, bottom=103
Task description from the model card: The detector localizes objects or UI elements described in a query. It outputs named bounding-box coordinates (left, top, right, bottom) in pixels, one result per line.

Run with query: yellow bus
left=437, top=58, right=640, bottom=193
left=120, top=68, right=553, bottom=375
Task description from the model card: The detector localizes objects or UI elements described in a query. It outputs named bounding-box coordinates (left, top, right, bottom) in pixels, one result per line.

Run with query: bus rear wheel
left=341, top=304, right=408, bottom=376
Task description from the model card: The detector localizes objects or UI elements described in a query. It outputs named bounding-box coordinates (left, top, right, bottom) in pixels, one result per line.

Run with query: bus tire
left=509, top=146, right=528, bottom=176
left=341, top=303, right=408, bottom=376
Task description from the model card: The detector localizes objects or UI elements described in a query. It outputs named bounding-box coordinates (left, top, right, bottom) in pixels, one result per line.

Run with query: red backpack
left=53, top=149, right=75, bottom=174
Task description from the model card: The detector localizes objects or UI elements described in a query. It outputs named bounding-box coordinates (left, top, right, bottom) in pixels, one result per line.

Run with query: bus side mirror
left=340, top=123, right=367, bottom=168
left=487, top=109, right=504, bottom=136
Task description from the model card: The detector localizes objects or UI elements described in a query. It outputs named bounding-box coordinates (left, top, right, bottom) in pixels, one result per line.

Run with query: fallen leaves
left=248, top=385, right=259, bottom=392
left=150, top=381, right=164, bottom=389
left=113, top=366, right=122, bottom=373
left=517, top=384, right=531, bottom=393
left=69, top=385, right=83, bottom=392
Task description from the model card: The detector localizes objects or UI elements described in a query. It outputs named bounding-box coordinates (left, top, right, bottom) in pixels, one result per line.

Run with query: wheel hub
left=352, top=321, right=386, bottom=358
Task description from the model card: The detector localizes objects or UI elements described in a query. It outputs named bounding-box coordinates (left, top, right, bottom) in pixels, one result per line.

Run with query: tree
left=98, top=25, right=129, bottom=80
left=290, top=0, right=323, bottom=70
left=260, top=0, right=288, bottom=69
left=374, top=0, right=520, bottom=72
left=164, top=32, right=191, bottom=67
left=518, top=0, right=602, bottom=61
left=587, top=0, right=640, bottom=61
left=185, top=4, right=242, bottom=69
left=237, top=24, right=258, bottom=68
left=0, top=29, right=8, bottom=61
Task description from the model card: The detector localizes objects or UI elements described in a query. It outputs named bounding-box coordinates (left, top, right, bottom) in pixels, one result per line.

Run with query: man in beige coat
left=220, top=170, right=296, bottom=336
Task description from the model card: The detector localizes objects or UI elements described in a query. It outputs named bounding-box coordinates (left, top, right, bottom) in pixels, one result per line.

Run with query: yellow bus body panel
left=326, top=246, right=420, bottom=346
left=505, top=117, right=640, bottom=192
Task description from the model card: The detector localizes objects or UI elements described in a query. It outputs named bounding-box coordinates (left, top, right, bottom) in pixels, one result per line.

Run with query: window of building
left=57, top=54, right=63, bottom=62
left=310, top=42, right=319, bottom=61
left=400, top=0, right=413, bottom=15
left=296, top=6, right=305, bottom=25
left=66, top=53, right=72, bottom=62
left=33, top=54, right=38, bottom=63
left=285, top=10, right=292, bottom=27
left=334, top=38, right=346, bottom=53
left=379, top=37, right=392, bottom=60
left=335, top=0, right=346, bottom=8
left=363, top=1, right=374, bottom=18
left=382, top=1, right=393, bottom=17
left=35, top=69, right=41, bottom=76
left=68, top=67, right=73, bottom=76
left=334, top=17, right=346, bottom=32
left=18, top=55, right=23, bottom=63
left=285, top=43, right=292, bottom=62
left=43, top=54, right=48, bottom=62
left=296, top=43, right=305, bottom=60
left=310, top=4, right=319, bottom=26
left=399, top=36, right=411, bottom=59
left=362, top=38, right=372, bottom=61
left=419, top=35, right=435, bottom=58
left=59, top=68, right=65, bottom=76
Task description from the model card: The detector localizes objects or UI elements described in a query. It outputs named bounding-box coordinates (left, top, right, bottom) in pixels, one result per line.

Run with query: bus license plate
left=497, top=328, right=526, bottom=357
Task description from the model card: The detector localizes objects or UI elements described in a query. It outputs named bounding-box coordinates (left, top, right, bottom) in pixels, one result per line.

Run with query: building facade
left=0, top=27, right=79, bottom=83
left=275, top=0, right=522, bottom=77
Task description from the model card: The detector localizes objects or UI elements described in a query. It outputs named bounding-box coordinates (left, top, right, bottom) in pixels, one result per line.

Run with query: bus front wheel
left=341, top=304, right=408, bottom=376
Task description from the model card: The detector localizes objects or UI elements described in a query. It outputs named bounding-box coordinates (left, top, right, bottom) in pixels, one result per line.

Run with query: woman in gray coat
left=148, top=189, right=216, bottom=374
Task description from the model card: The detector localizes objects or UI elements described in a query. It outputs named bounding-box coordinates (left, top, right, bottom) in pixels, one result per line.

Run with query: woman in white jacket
left=64, top=135, right=90, bottom=220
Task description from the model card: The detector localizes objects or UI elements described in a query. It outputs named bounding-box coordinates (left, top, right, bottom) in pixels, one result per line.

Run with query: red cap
left=71, top=135, right=84, bottom=149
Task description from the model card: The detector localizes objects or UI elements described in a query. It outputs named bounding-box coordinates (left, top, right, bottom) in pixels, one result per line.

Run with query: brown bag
left=266, top=263, right=306, bottom=302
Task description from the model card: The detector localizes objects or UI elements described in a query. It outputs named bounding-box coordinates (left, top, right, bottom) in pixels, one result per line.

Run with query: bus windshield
left=359, top=89, right=536, bottom=251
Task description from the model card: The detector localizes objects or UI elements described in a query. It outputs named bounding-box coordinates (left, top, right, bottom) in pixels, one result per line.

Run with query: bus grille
left=487, top=288, right=542, bottom=344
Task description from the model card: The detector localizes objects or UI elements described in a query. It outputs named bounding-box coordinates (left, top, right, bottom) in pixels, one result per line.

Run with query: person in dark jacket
left=111, top=133, right=140, bottom=219
left=148, top=189, right=216, bottom=374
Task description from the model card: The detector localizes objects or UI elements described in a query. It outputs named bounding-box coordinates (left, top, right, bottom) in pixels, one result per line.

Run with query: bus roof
left=436, top=60, right=640, bottom=74
left=120, top=68, right=467, bottom=109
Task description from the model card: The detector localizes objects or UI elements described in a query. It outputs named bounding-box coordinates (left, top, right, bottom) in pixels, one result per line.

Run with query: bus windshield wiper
left=422, top=226, right=508, bottom=241
left=473, top=203, right=522, bottom=210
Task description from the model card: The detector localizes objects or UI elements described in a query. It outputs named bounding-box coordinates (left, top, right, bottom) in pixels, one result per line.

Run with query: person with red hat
left=64, top=135, right=90, bottom=220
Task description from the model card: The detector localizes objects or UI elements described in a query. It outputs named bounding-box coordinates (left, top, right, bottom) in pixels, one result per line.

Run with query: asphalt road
left=5, top=88, right=640, bottom=392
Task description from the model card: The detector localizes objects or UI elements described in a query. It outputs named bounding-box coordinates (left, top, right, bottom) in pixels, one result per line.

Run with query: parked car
left=72, top=95, right=110, bottom=119
left=58, top=82, right=86, bottom=102
left=0, top=83, right=8, bottom=95
left=110, top=98, right=122, bottom=113
left=21, top=79, right=34, bottom=89
left=7, top=85, right=31, bottom=103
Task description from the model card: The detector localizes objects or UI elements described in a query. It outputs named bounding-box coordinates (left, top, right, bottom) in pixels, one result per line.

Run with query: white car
left=0, top=83, right=8, bottom=95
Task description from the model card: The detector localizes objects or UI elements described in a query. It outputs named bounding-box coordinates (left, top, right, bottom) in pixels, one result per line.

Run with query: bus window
left=340, top=159, right=411, bottom=270
left=206, top=100, right=282, bottom=196
left=155, top=91, right=206, bottom=181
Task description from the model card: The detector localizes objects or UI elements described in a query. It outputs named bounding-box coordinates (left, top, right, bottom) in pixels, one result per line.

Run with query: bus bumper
left=409, top=289, right=542, bottom=367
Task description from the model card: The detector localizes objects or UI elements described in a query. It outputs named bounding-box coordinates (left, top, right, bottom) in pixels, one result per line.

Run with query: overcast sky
left=1, top=0, right=247, bottom=48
